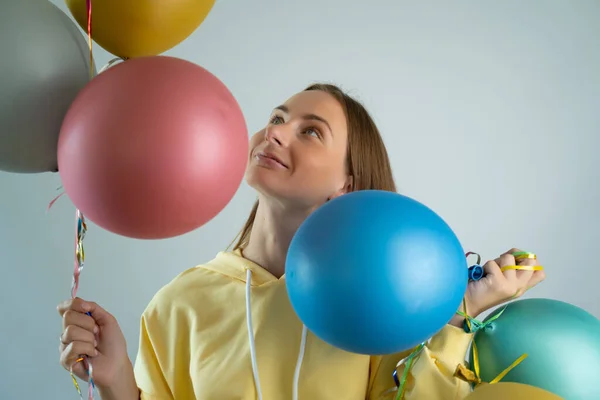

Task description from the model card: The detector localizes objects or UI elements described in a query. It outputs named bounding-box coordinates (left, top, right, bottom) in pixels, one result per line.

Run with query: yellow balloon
left=65, top=0, right=216, bottom=58
left=465, top=383, right=564, bottom=400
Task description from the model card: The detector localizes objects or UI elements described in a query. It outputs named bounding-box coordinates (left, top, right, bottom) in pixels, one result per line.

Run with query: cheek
left=293, top=148, right=347, bottom=184
left=248, top=130, right=265, bottom=155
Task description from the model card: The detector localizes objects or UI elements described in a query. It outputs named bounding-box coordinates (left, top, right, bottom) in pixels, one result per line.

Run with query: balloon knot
left=459, top=307, right=506, bottom=334
left=454, top=363, right=481, bottom=385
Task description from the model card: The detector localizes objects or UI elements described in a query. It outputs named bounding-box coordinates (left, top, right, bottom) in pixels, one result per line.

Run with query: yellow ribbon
left=512, top=251, right=537, bottom=260
left=504, top=251, right=543, bottom=272
left=70, top=357, right=86, bottom=399
left=501, top=265, right=544, bottom=272
left=71, top=372, right=83, bottom=399
left=459, top=298, right=528, bottom=387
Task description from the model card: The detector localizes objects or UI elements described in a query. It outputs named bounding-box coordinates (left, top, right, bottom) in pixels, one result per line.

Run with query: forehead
left=283, top=90, right=347, bottom=134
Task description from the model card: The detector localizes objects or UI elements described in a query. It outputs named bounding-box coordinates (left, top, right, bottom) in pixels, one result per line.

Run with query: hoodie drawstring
left=245, top=269, right=264, bottom=400
left=292, top=325, right=308, bottom=400
left=245, top=268, right=307, bottom=400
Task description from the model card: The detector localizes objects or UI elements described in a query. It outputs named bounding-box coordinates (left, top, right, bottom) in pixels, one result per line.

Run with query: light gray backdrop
left=1, top=0, right=599, bottom=399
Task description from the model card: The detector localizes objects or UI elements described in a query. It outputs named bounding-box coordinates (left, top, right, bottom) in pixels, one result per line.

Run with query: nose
left=265, top=124, right=290, bottom=147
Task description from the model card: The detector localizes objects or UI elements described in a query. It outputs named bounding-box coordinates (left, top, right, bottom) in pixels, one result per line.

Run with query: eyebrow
left=274, top=105, right=332, bottom=134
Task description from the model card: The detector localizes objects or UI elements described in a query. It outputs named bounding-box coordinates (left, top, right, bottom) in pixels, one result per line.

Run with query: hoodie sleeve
left=367, top=324, right=473, bottom=400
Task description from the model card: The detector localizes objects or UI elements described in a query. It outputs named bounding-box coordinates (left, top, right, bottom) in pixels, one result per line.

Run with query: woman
left=58, top=83, right=545, bottom=400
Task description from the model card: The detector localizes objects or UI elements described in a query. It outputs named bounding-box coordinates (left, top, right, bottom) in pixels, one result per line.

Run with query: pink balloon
left=58, top=56, right=248, bottom=239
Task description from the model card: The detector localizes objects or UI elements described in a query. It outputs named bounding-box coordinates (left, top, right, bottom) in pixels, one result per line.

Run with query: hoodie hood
left=201, top=249, right=282, bottom=286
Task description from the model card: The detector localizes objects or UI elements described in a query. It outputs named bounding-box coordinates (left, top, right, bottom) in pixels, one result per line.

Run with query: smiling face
left=245, top=89, right=353, bottom=209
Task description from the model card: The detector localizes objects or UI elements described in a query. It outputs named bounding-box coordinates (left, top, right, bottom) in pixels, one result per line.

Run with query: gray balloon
left=0, top=0, right=94, bottom=173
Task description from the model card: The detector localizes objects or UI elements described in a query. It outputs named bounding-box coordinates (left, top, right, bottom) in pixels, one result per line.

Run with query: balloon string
left=466, top=252, right=484, bottom=282
left=465, top=252, right=481, bottom=265
left=70, top=210, right=95, bottom=399
left=392, top=343, right=425, bottom=400
left=69, top=2, right=96, bottom=399
left=86, top=0, right=93, bottom=80
left=457, top=298, right=528, bottom=387
left=48, top=192, right=66, bottom=211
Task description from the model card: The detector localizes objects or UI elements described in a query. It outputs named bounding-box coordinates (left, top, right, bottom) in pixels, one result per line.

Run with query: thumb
left=58, top=298, right=115, bottom=327
left=85, top=301, right=115, bottom=327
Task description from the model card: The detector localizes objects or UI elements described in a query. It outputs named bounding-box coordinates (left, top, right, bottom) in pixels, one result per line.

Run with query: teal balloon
left=472, top=298, right=600, bottom=400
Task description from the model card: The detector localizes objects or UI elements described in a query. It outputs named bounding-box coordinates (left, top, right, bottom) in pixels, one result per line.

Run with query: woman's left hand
left=462, top=248, right=546, bottom=319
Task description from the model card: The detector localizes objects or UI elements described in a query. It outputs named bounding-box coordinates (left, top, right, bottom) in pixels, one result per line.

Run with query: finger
left=511, top=249, right=540, bottom=282
left=62, top=325, right=97, bottom=346
left=497, top=253, right=517, bottom=280
left=514, top=254, right=537, bottom=283
left=515, top=251, right=538, bottom=266
left=57, top=298, right=113, bottom=325
left=482, top=260, right=505, bottom=280
left=503, top=248, right=523, bottom=257
left=526, top=269, right=547, bottom=290
left=59, top=341, right=98, bottom=371
left=81, top=301, right=115, bottom=327
left=65, top=361, right=87, bottom=381
left=498, top=252, right=516, bottom=267
left=62, top=310, right=97, bottom=333
left=57, top=298, right=91, bottom=317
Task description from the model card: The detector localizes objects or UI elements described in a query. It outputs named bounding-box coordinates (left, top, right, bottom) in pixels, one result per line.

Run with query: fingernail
left=93, top=325, right=99, bottom=334
left=94, top=349, right=99, bottom=356
left=82, top=303, right=90, bottom=312
left=94, top=340, right=97, bottom=347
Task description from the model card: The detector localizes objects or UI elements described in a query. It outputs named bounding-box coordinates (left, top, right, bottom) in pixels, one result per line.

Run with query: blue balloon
left=286, top=190, right=468, bottom=355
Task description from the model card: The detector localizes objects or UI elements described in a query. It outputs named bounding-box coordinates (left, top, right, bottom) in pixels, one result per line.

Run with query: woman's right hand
left=58, top=298, right=129, bottom=388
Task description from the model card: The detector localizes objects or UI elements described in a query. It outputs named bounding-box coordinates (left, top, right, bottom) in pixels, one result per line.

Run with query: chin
left=246, top=168, right=289, bottom=198
left=247, top=175, right=324, bottom=211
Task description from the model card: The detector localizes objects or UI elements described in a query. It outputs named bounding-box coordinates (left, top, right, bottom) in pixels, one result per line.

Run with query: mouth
left=256, top=151, right=288, bottom=169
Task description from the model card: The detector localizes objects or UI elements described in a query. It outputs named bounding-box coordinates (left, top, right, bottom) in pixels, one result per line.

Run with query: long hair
left=232, top=83, right=396, bottom=250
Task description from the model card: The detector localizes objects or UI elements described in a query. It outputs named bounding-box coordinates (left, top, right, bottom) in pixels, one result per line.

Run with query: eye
left=269, top=115, right=284, bottom=124
left=303, top=127, right=321, bottom=139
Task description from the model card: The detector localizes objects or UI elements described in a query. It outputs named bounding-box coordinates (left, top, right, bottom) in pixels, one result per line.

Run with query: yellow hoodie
left=134, top=250, right=473, bottom=400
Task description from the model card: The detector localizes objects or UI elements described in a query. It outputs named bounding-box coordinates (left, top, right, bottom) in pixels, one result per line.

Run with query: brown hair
left=232, top=83, right=396, bottom=250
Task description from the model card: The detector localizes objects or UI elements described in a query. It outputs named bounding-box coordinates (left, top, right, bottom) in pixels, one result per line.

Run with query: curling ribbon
left=503, top=250, right=544, bottom=273
left=512, top=251, right=537, bottom=260
left=86, top=0, right=93, bottom=80
left=69, top=210, right=95, bottom=399
left=48, top=2, right=125, bottom=398
left=98, top=57, right=128, bottom=74
left=70, top=1, right=96, bottom=399
left=466, top=252, right=484, bottom=281
left=454, top=251, right=543, bottom=387
left=390, top=342, right=426, bottom=400
left=454, top=298, right=528, bottom=387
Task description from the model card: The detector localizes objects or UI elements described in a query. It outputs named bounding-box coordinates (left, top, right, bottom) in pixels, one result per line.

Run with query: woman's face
left=246, top=90, right=352, bottom=209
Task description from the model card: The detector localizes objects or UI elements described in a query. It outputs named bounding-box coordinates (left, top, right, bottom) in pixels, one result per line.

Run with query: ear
left=328, top=175, right=354, bottom=201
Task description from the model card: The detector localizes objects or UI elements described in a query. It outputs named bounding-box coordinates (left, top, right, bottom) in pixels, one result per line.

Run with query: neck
left=242, top=199, right=314, bottom=278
